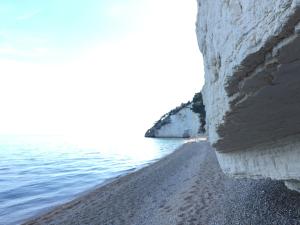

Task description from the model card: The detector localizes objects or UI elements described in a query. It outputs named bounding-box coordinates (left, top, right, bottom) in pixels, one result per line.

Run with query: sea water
left=0, top=135, right=185, bottom=225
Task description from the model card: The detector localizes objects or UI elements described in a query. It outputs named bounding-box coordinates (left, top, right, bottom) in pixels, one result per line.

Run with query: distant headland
left=145, top=92, right=206, bottom=138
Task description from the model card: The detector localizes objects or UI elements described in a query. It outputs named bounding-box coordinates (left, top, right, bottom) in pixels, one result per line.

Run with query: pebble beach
left=23, top=141, right=300, bottom=225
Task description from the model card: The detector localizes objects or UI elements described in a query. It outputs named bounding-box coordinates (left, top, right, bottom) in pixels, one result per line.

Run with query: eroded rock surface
left=197, top=0, right=300, bottom=188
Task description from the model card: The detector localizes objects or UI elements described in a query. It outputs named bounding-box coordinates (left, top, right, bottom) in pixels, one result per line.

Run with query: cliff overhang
left=197, top=0, right=300, bottom=191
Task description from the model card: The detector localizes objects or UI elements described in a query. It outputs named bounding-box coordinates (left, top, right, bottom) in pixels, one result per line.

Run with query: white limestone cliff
left=196, top=0, right=300, bottom=191
left=145, top=103, right=202, bottom=138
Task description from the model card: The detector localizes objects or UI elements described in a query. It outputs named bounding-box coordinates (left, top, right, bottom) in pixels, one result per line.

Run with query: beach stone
left=196, top=0, right=300, bottom=189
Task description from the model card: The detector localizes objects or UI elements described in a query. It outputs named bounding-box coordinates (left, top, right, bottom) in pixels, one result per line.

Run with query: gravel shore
left=23, top=141, right=300, bottom=225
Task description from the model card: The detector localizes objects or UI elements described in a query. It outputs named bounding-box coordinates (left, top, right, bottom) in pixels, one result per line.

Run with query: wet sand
left=23, top=141, right=300, bottom=225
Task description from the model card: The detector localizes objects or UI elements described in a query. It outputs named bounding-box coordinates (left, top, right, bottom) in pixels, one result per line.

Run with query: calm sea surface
left=0, top=135, right=185, bottom=225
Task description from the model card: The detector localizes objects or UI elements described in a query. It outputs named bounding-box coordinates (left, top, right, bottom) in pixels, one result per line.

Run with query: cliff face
left=145, top=102, right=201, bottom=138
left=197, top=0, right=300, bottom=191
left=146, top=93, right=206, bottom=138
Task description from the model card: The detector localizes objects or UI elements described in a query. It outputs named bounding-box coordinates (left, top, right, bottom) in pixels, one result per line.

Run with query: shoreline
left=23, top=141, right=300, bottom=225
left=22, top=141, right=195, bottom=225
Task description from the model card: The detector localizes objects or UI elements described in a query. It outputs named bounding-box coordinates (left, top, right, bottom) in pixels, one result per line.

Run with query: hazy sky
left=0, top=0, right=204, bottom=142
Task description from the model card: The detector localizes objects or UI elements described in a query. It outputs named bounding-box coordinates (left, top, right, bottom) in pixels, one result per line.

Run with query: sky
left=0, top=0, right=204, bottom=143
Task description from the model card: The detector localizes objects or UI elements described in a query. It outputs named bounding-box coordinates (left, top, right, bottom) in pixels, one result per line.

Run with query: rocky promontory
left=145, top=92, right=206, bottom=138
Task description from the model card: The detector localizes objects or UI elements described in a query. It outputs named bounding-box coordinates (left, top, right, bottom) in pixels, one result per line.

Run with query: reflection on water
left=0, top=135, right=185, bottom=225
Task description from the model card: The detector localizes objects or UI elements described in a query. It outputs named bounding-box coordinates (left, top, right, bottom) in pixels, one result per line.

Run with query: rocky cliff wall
left=145, top=103, right=202, bottom=138
left=196, top=0, right=300, bottom=191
